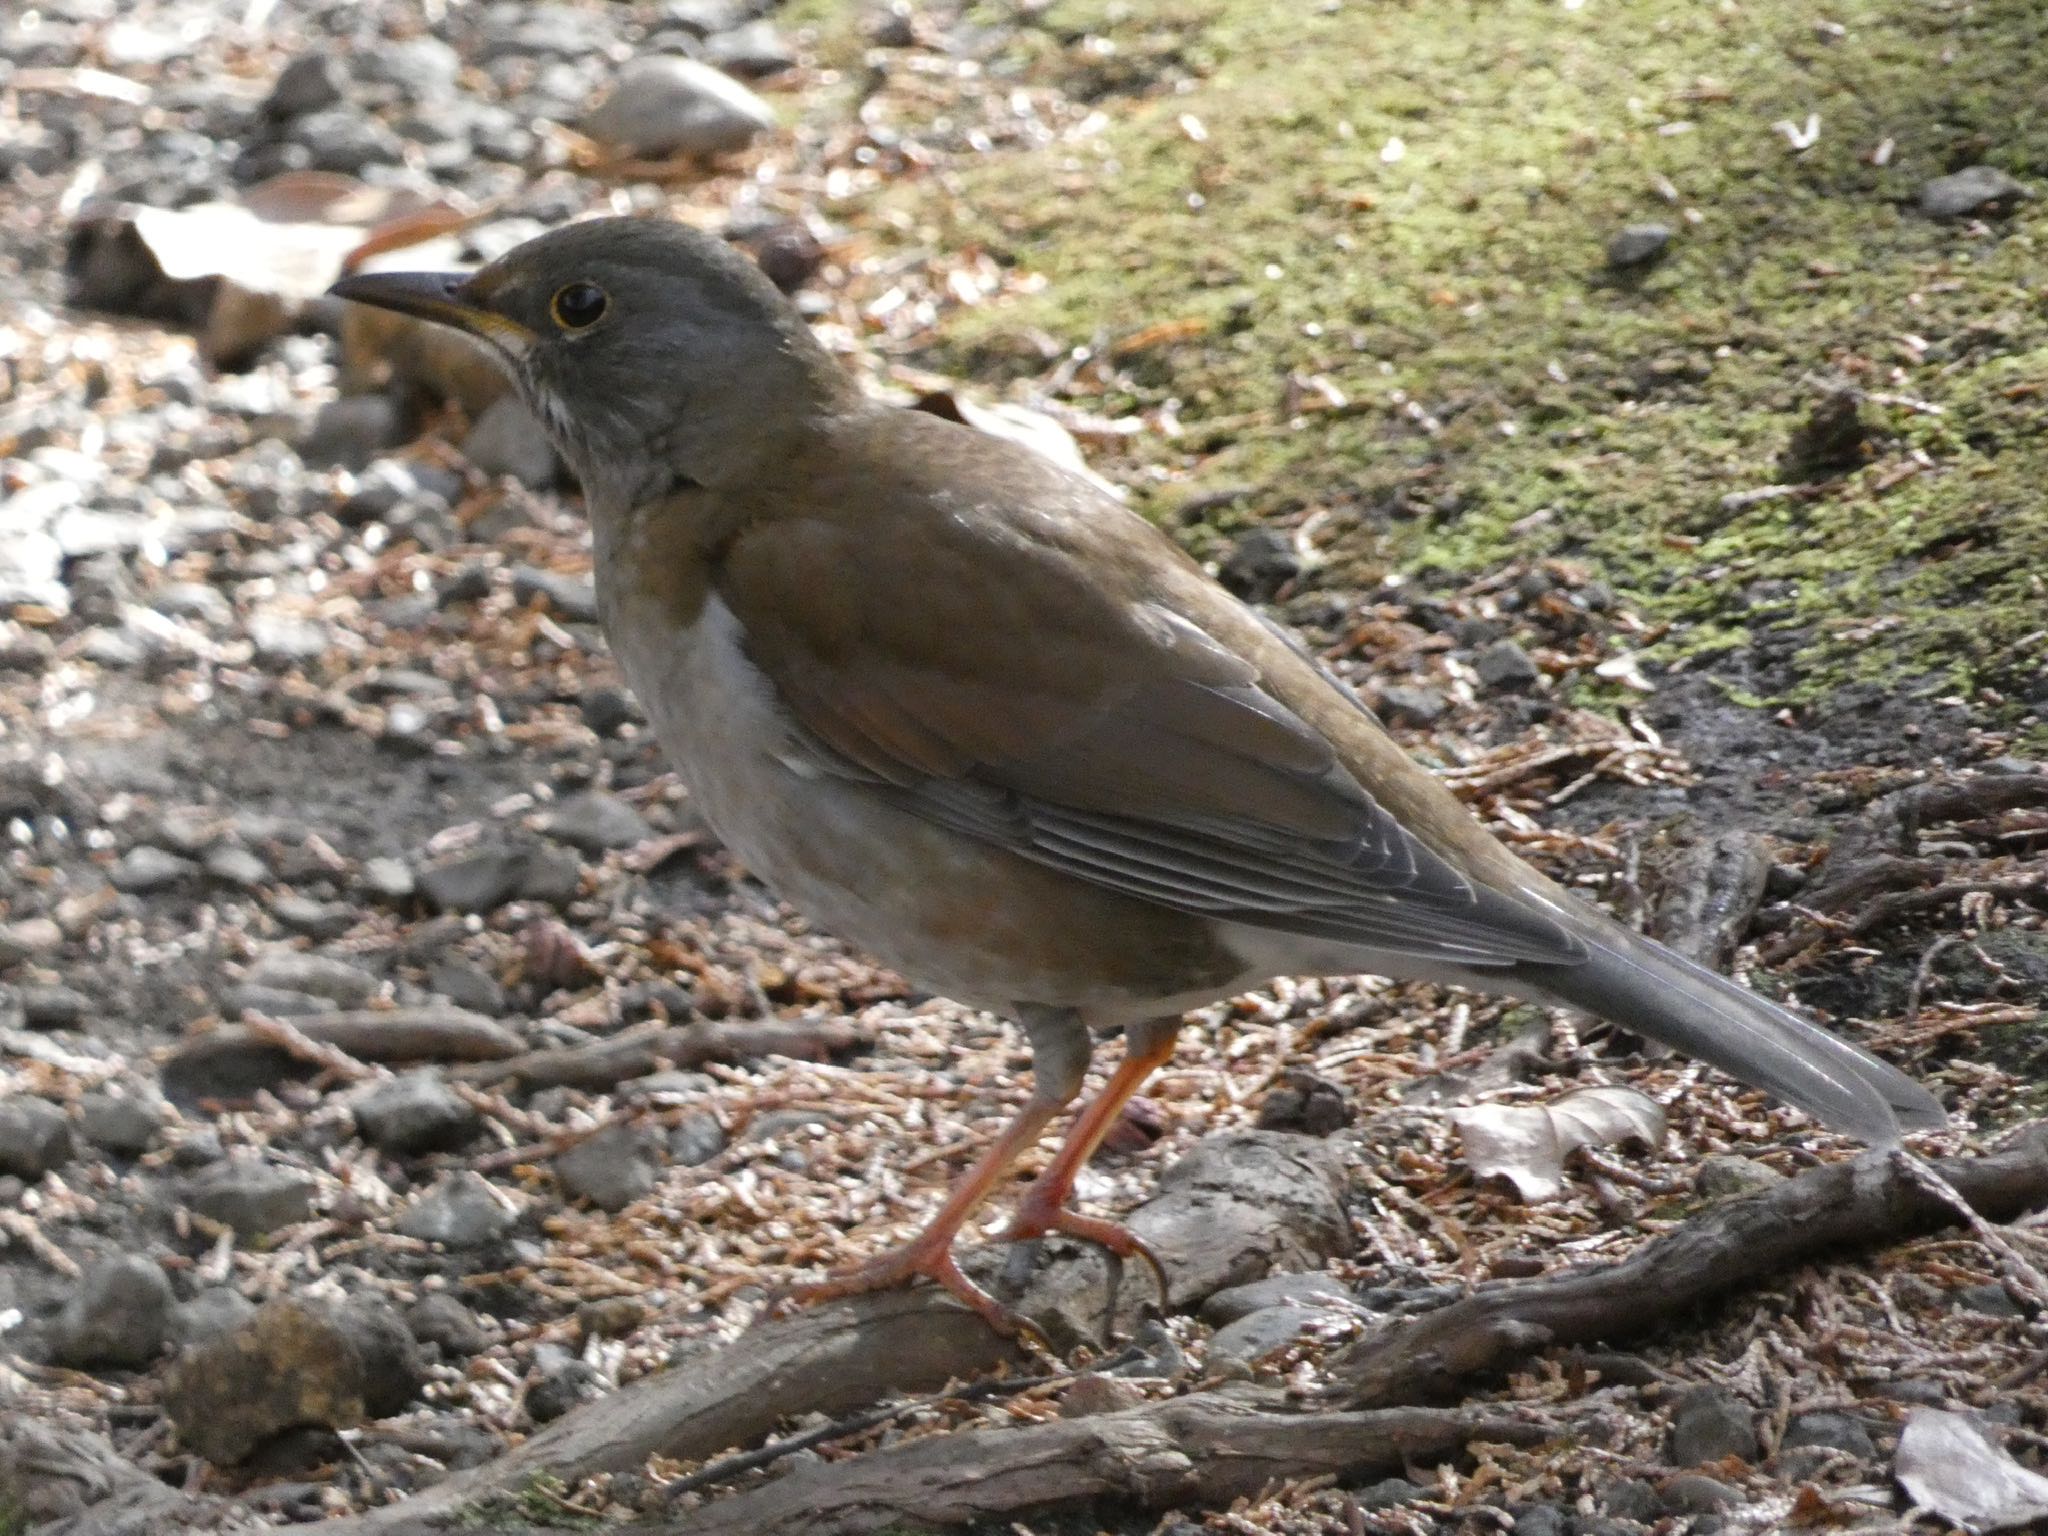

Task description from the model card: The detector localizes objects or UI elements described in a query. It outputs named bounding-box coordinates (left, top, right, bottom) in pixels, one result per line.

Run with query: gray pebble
left=353, top=1072, right=481, bottom=1156
left=580, top=56, right=777, bottom=159
left=1669, top=1385, right=1758, bottom=1466
left=0, top=1096, right=76, bottom=1179
left=77, top=1091, right=167, bottom=1155
left=185, top=1158, right=318, bottom=1237
left=405, top=1292, right=490, bottom=1356
left=1606, top=222, right=1673, bottom=269
left=464, top=397, right=559, bottom=488
left=556, top=1122, right=659, bottom=1212
left=1919, top=164, right=2030, bottom=219
left=18, top=983, right=90, bottom=1029
left=396, top=1170, right=516, bottom=1248
left=244, top=950, right=379, bottom=1007
left=109, top=845, right=199, bottom=893
left=51, top=1255, right=175, bottom=1370
left=542, top=790, right=651, bottom=854
left=510, top=565, right=599, bottom=623
left=172, top=1286, right=257, bottom=1348
left=1473, top=639, right=1540, bottom=690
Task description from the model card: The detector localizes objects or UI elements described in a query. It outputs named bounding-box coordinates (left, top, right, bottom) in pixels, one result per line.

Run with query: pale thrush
left=332, top=218, right=1944, bottom=1333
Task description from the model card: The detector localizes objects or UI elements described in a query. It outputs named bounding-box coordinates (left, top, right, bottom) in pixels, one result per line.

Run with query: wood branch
left=1327, top=1122, right=2048, bottom=1408
left=161, top=1008, right=522, bottom=1105
left=451, top=1018, right=859, bottom=1091
left=0, top=1419, right=245, bottom=1536
left=1805, top=769, right=2048, bottom=911
left=1654, top=828, right=1772, bottom=967
left=311, top=1289, right=1028, bottom=1535
left=654, top=1390, right=1545, bottom=1536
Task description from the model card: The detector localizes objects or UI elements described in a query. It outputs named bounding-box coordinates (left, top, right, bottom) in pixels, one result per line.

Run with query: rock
left=1253, top=1068, right=1353, bottom=1135
left=405, top=1293, right=489, bottom=1356
left=427, top=956, right=506, bottom=1016
left=1669, top=1385, right=1759, bottom=1466
left=556, top=1123, right=660, bottom=1212
left=1057, top=1373, right=1146, bottom=1417
left=519, top=844, right=584, bottom=906
left=337, top=457, right=424, bottom=526
left=185, top=1159, right=318, bottom=1237
left=702, top=19, right=797, bottom=77
left=668, top=1110, right=727, bottom=1166
left=247, top=612, right=331, bottom=668
left=1919, top=164, right=2030, bottom=219
left=395, top=1171, right=516, bottom=1248
left=580, top=685, right=642, bottom=737
left=417, top=844, right=531, bottom=913
left=76, top=1091, right=167, bottom=1155
left=1606, top=222, right=1673, bottom=269
left=525, top=1353, right=604, bottom=1423
left=1694, top=1153, right=1785, bottom=1200
left=510, top=565, right=598, bottom=623
left=288, top=108, right=404, bottom=173
left=730, top=218, right=826, bottom=293
left=203, top=844, right=270, bottom=889
left=163, top=1298, right=370, bottom=1464
left=351, top=1072, right=480, bottom=1155
left=1376, top=683, right=1448, bottom=726
left=360, top=856, right=417, bottom=902
left=0, top=1097, right=75, bottom=1179
left=541, top=790, right=651, bottom=853
left=244, top=950, right=379, bottom=1007
left=576, top=1296, right=649, bottom=1344
left=17, top=983, right=89, bottom=1029
left=464, top=397, right=559, bottom=487
left=1473, top=639, right=1540, bottom=690
left=1207, top=1305, right=1329, bottom=1370
left=108, top=845, right=198, bottom=893
left=1509, top=1508, right=1569, bottom=1536
left=1601, top=1478, right=1660, bottom=1521
left=1356, top=1477, right=1426, bottom=1511
left=1659, top=1473, right=1740, bottom=1514
left=1218, top=527, right=1301, bottom=600
left=360, top=36, right=460, bottom=102
left=1956, top=1280, right=2023, bottom=1318
left=1201, top=1271, right=1359, bottom=1327
left=264, top=52, right=347, bottom=119
left=337, top=1299, right=423, bottom=1417
left=580, top=56, right=777, bottom=159
left=1126, top=1132, right=1352, bottom=1311
left=173, top=1287, right=257, bottom=1348
left=50, top=1255, right=175, bottom=1370
left=1781, top=1410, right=1876, bottom=1459
left=300, top=394, right=406, bottom=471
left=221, top=983, right=337, bottom=1018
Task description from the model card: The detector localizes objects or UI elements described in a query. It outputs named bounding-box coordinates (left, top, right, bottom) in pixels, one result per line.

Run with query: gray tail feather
left=1525, top=926, right=1946, bottom=1144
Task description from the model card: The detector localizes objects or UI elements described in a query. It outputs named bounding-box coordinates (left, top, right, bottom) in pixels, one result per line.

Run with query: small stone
left=1669, top=1386, right=1759, bottom=1466
left=1201, top=1272, right=1358, bottom=1327
left=221, top=983, right=337, bottom=1018
left=352, top=1072, right=480, bottom=1156
left=1376, top=684, right=1448, bottom=726
left=0, top=918, right=63, bottom=967
left=510, top=565, right=599, bottom=623
left=77, top=1091, right=167, bottom=1156
left=1356, top=1478, right=1425, bottom=1511
left=702, top=19, right=796, bottom=77
left=247, top=613, right=331, bottom=668
left=1207, top=1305, right=1326, bottom=1369
left=173, top=1287, right=257, bottom=1348
left=668, top=1110, right=727, bottom=1166
left=0, top=1097, right=75, bottom=1179
left=360, top=856, right=416, bottom=901
left=556, top=1123, right=659, bottom=1212
left=18, top=983, right=90, bottom=1029
left=465, top=397, right=559, bottom=488
left=417, top=844, right=531, bottom=913
left=580, top=56, right=777, bottom=159
left=264, top=52, right=347, bottom=119
left=731, top=218, right=825, bottom=294
left=108, top=845, right=198, bottom=893
left=1659, top=1474, right=1740, bottom=1514
left=576, top=1296, right=649, bottom=1344
left=244, top=950, right=379, bottom=1007
left=1509, top=1508, right=1570, bottom=1536
left=185, top=1158, right=318, bottom=1238
left=1919, top=164, right=2030, bottom=219
left=542, top=790, right=651, bottom=853
left=427, top=956, right=506, bottom=1016
left=1254, top=1068, right=1353, bottom=1135
left=1694, top=1153, right=1786, bottom=1200
left=405, top=1293, right=489, bottom=1356
left=300, top=395, right=406, bottom=472
left=289, top=107, right=404, bottom=173
left=51, top=1255, right=175, bottom=1370
left=1781, top=1410, right=1876, bottom=1460
left=203, top=844, right=270, bottom=889
left=1057, top=1373, right=1145, bottom=1418
left=395, top=1170, right=516, bottom=1248
left=1602, top=1478, right=1660, bottom=1521
left=1956, top=1280, right=2023, bottom=1318
left=519, top=844, right=584, bottom=906
left=525, top=1354, right=604, bottom=1424
left=163, top=1298, right=368, bottom=1464
left=337, top=458, right=422, bottom=526
left=337, top=1299, right=424, bottom=1417
left=1473, top=639, right=1540, bottom=690
left=1218, top=527, right=1302, bottom=600
left=1606, top=222, right=1673, bottom=269
left=580, top=686, right=641, bottom=737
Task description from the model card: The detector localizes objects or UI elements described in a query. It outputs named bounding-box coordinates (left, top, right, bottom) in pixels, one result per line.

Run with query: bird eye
left=550, top=282, right=609, bottom=330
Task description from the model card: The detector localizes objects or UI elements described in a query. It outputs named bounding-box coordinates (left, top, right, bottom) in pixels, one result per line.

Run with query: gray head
left=330, top=217, right=857, bottom=510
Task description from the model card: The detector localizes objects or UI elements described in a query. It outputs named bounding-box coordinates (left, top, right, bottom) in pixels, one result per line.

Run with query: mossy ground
left=832, top=0, right=2048, bottom=738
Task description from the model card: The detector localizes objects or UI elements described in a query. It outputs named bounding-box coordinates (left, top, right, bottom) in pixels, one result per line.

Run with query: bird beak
left=328, top=269, right=537, bottom=358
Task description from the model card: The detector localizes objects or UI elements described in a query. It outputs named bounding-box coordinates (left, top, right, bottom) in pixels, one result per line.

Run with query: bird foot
left=999, top=1205, right=1171, bottom=1321
left=775, top=1236, right=1051, bottom=1348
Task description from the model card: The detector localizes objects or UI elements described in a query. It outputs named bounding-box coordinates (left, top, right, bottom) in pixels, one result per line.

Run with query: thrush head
left=330, top=217, right=857, bottom=510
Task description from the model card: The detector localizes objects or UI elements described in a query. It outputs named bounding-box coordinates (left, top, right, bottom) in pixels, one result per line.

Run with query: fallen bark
left=1654, top=828, right=1771, bottom=968
left=654, top=1391, right=1544, bottom=1536
left=1328, top=1122, right=2048, bottom=1407
left=451, top=1018, right=859, bottom=1091
left=312, top=1289, right=1028, bottom=1535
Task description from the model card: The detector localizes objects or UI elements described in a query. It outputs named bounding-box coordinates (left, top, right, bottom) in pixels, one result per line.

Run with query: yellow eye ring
left=550, top=282, right=609, bottom=330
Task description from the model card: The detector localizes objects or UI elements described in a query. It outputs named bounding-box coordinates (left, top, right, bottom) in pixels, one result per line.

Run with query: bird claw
left=775, top=1240, right=1054, bottom=1351
left=998, top=1207, right=1171, bottom=1341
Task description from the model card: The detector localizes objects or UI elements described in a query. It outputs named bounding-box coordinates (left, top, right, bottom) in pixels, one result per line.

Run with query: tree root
left=451, top=1018, right=859, bottom=1091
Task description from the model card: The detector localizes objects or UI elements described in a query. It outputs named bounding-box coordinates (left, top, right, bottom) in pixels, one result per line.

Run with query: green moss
left=856, top=0, right=2048, bottom=720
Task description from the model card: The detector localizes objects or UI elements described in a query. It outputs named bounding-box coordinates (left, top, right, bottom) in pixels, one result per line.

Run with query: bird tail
left=1522, top=924, right=1946, bottom=1145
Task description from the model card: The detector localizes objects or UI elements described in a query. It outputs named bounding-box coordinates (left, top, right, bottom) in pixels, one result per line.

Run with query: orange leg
left=1000, top=1015, right=1181, bottom=1302
left=778, top=1006, right=1090, bottom=1339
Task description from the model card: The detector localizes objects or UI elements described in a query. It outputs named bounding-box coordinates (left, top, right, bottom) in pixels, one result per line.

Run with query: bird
left=330, top=217, right=1945, bottom=1336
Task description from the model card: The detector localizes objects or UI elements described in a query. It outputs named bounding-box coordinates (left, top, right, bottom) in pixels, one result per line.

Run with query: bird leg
left=999, top=1014, right=1181, bottom=1310
left=777, top=1006, right=1089, bottom=1340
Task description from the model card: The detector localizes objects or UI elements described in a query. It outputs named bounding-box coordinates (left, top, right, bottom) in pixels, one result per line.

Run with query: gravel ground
left=3, top=2, right=2047, bottom=1533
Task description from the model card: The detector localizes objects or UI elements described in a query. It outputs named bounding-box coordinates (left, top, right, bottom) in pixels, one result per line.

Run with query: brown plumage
left=331, top=217, right=1944, bottom=1336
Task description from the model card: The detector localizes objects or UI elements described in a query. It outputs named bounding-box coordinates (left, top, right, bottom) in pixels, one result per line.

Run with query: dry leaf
left=1896, top=1408, right=2048, bottom=1532
left=1451, top=1085, right=1666, bottom=1202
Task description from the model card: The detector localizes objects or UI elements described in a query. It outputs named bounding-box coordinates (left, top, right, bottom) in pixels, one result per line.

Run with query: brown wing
left=717, top=421, right=1581, bottom=970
